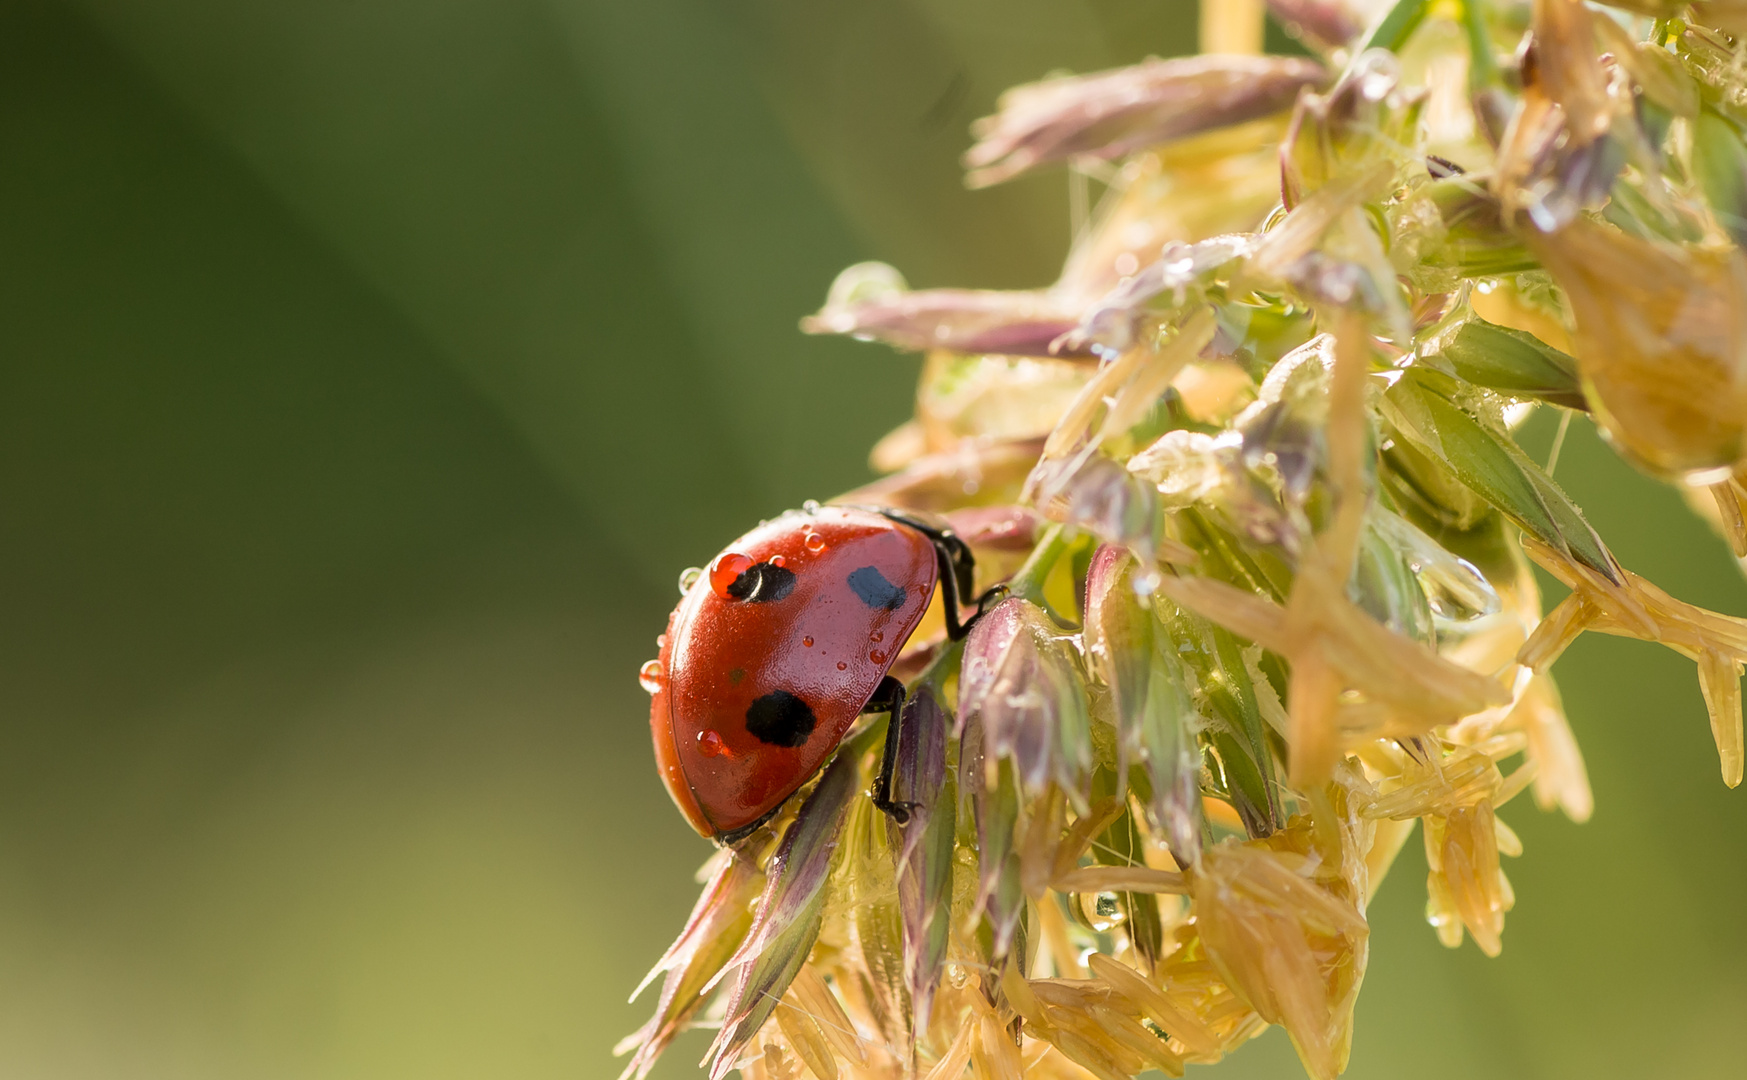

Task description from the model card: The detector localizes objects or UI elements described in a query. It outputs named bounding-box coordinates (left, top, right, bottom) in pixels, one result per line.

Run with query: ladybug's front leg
left=864, top=676, right=921, bottom=825
left=870, top=508, right=986, bottom=641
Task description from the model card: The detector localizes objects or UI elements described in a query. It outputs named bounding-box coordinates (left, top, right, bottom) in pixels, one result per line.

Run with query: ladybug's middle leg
left=864, top=675, right=920, bottom=825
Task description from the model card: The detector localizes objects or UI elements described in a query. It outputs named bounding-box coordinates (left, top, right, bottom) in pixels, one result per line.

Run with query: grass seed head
left=624, top=5, right=1747, bottom=1077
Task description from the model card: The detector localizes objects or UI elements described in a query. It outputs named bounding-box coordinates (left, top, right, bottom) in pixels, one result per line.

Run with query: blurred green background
left=0, top=1, right=1741, bottom=1077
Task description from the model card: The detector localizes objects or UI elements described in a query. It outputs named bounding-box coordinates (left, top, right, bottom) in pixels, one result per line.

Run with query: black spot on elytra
left=847, top=565, right=907, bottom=610
left=726, top=561, right=796, bottom=603
left=745, top=690, right=816, bottom=748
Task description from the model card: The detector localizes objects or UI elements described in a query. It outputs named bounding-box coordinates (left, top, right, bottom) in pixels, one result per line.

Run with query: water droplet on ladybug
left=768, top=554, right=787, bottom=568
left=677, top=566, right=703, bottom=594
left=871, top=630, right=884, bottom=643
left=836, top=661, right=848, bottom=671
left=804, top=533, right=827, bottom=553
left=709, top=552, right=756, bottom=598
left=802, top=499, right=821, bottom=512
left=803, top=636, right=814, bottom=647
left=697, top=729, right=727, bottom=757
left=638, top=659, right=664, bottom=694
left=655, top=633, right=668, bottom=649
left=870, top=649, right=888, bottom=665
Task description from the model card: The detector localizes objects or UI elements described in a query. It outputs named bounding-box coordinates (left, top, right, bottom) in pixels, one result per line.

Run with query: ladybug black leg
left=916, top=529, right=1002, bottom=641
left=973, top=582, right=1009, bottom=619
left=864, top=675, right=920, bottom=825
left=871, top=510, right=986, bottom=641
left=936, top=552, right=977, bottom=642
left=933, top=537, right=1011, bottom=641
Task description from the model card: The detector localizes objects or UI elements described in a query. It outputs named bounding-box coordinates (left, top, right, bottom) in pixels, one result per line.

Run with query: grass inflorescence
left=622, top=3, right=1747, bottom=1078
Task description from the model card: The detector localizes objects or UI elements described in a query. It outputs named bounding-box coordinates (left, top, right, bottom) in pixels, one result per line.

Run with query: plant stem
left=1359, top=0, right=1431, bottom=55
left=1002, top=523, right=1080, bottom=625
left=1461, top=0, right=1500, bottom=94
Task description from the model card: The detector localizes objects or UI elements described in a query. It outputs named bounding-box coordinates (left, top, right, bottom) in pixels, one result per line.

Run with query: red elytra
left=648, top=506, right=943, bottom=841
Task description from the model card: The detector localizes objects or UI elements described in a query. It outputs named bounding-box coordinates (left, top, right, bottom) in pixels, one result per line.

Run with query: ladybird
left=645, top=504, right=984, bottom=844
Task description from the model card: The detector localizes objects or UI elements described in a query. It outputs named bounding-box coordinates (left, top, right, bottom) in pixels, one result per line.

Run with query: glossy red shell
left=649, top=506, right=938, bottom=838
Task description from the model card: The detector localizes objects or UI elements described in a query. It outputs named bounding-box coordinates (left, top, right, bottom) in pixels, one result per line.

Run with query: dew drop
left=803, top=636, right=815, bottom=647
left=870, top=649, right=888, bottom=665
left=709, top=552, right=756, bottom=598
left=1132, top=569, right=1161, bottom=598
left=870, top=630, right=884, bottom=643
left=804, top=533, right=827, bottom=553
left=802, top=499, right=821, bottom=513
left=697, top=729, right=727, bottom=757
left=638, top=659, right=664, bottom=694
left=678, top=566, right=703, bottom=595
left=768, top=554, right=787, bottom=568
left=1080, top=891, right=1125, bottom=931
left=836, top=661, right=848, bottom=671
left=655, top=633, right=668, bottom=649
